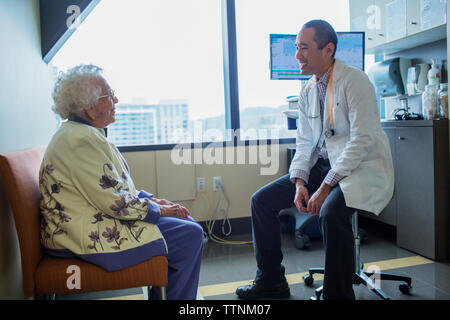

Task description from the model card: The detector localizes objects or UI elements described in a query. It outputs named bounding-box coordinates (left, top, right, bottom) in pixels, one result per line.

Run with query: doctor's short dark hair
left=302, top=19, right=338, bottom=58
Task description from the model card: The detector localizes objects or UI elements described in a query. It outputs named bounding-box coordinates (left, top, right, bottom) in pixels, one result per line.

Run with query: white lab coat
left=289, top=59, right=394, bottom=215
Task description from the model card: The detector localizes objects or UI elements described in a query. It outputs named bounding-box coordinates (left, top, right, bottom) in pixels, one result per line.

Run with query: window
left=235, top=0, right=350, bottom=139
left=50, top=0, right=354, bottom=148
left=51, top=0, right=225, bottom=147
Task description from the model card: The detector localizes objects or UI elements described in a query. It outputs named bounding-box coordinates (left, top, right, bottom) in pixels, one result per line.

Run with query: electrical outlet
left=213, top=176, right=222, bottom=191
left=197, top=177, right=206, bottom=192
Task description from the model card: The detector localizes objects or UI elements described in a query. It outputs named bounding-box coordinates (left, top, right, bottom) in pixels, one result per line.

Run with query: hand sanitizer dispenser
left=427, top=59, right=441, bottom=86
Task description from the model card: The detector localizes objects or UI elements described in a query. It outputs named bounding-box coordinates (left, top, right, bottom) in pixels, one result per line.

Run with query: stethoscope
left=305, top=63, right=335, bottom=138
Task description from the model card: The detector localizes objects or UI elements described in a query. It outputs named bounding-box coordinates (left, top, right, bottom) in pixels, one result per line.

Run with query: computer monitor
left=270, top=32, right=365, bottom=80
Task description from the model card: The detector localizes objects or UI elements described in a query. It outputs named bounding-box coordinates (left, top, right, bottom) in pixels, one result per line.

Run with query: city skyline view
left=50, top=0, right=351, bottom=146
left=108, top=100, right=294, bottom=146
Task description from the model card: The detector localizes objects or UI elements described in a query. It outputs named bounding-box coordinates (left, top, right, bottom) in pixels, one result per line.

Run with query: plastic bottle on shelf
left=422, top=84, right=438, bottom=120
left=438, top=83, right=448, bottom=119
left=427, top=59, right=441, bottom=86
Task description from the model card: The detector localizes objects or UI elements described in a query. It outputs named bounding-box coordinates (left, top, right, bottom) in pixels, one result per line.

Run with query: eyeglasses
left=98, top=90, right=115, bottom=100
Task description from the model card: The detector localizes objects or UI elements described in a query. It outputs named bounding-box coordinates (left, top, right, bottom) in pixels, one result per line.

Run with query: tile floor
left=54, top=217, right=450, bottom=300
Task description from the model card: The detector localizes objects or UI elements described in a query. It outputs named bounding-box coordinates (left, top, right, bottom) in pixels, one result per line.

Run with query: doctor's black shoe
left=235, top=280, right=290, bottom=299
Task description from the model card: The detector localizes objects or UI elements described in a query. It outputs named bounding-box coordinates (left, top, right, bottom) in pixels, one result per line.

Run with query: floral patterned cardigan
left=39, top=120, right=167, bottom=271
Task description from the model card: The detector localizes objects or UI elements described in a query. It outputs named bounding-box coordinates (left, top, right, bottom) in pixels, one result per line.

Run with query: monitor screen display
left=270, top=32, right=365, bottom=80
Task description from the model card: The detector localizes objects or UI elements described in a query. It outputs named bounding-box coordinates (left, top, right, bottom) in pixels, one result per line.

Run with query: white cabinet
left=350, top=0, right=389, bottom=50
left=420, top=0, right=447, bottom=30
left=407, top=0, right=422, bottom=36
left=349, top=0, right=447, bottom=55
left=385, top=0, right=407, bottom=42
left=405, top=0, right=447, bottom=35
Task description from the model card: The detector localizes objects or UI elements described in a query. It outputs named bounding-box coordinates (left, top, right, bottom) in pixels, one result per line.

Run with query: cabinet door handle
left=398, top=136, right=405, bottom=140
left=410, top=21, right=418, bottom=25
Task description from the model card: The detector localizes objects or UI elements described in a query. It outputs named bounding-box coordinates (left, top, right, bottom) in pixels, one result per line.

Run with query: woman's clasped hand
left=152, top=198, right=190, bottom=219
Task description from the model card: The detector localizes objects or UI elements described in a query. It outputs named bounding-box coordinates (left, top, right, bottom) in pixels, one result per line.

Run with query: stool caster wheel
left=399, top=282, right=412, bottom=295
left=294, top=234, right=310, bottom=250
left=309, top=287, right=322, bottom=300
left=303, top=274, right=314, bottom=287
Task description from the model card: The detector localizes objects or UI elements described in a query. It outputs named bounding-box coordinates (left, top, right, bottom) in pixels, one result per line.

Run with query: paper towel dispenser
left=368, top=57, right=412, bottom=97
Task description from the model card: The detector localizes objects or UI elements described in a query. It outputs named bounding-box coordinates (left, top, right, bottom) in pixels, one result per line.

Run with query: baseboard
left=198, top=216, right=252, bottom=235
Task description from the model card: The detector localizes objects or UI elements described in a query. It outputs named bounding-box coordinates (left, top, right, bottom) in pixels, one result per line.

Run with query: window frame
left=46, top=0, right=296, bottom=152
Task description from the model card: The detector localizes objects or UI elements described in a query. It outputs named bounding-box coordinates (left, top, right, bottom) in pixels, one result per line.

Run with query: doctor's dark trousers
left=251, top=158, right=356, bottom=300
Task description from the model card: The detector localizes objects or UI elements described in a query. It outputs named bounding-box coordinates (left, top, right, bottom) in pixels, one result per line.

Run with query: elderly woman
left=39, top=64, right=203, bottom=300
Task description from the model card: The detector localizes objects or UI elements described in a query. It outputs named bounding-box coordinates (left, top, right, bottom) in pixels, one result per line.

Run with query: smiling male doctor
left=236, top=20, right=394, bottom=300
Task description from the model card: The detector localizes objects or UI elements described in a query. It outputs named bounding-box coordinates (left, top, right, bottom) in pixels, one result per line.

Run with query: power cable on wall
left=188, top=181, right=252, bottom=246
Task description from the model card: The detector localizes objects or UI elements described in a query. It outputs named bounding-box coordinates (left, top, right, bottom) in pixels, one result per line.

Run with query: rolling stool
left=303, top=210, right=412, bottom=300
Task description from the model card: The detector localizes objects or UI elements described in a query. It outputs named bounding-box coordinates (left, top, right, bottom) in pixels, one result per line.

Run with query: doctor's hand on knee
left=294, top=179, right=309, bottom=213
left=307, top=183, right=332, bottom=215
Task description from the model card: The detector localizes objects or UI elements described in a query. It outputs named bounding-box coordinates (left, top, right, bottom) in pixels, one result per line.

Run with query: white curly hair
left=52, top=64, right=105, bottom=119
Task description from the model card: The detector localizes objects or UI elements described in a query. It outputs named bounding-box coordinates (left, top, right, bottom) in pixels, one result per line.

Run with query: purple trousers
left=152, top=216, right=204, bottom=300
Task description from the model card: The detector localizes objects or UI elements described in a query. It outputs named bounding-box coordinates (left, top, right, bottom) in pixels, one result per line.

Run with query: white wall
left=0, top=0, right=57, bottom=154
left=122, top=145, right=291, bottom=223
left=0, top=0, right=57, bottom=299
